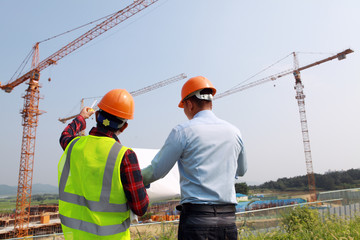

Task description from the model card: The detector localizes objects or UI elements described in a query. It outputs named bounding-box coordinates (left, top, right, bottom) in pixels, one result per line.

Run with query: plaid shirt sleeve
left=120, top=149, right=149, bottom=216
left=59, top=116, right=86, bottom=150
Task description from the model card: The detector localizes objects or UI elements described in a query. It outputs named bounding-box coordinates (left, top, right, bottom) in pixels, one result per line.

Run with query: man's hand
left=80, top=107, right=95, bottom=119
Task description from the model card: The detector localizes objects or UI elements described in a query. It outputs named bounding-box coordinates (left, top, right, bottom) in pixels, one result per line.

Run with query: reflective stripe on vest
left=59, top=137, right=130, bottom=236
left=59, top=214, right=130, bottom=237
left=59, top=138, right=129, bottom=212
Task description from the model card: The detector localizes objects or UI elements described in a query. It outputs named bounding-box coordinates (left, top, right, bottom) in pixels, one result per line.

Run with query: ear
left=185, top=99, right=193, bottom=110
left=119, top=122, right=128, bottom=133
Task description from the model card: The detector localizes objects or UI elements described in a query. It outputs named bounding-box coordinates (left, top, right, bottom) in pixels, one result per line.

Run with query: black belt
left=177, top=203, right=236, bottom=213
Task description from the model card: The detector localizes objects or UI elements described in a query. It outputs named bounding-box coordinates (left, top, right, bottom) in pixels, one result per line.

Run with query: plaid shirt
left=59, top=115, right=149, bottom=216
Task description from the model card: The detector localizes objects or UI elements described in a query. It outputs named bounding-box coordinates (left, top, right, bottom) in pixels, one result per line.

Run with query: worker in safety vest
left=58, top=89, right=149, bottom=240
left=141, top=76, right=247, bottom=240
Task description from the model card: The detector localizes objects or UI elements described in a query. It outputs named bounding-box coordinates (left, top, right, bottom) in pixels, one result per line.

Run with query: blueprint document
left=133, top=148, right=180, bottom=202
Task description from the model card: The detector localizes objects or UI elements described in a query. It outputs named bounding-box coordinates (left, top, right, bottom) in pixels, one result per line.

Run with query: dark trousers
left=177, top=204, right=238, bottom=240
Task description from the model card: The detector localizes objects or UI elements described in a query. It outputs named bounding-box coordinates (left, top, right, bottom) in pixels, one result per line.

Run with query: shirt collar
left=89, top=126, right=120, bottom=143
left=193, top=110, right=214, bottom=119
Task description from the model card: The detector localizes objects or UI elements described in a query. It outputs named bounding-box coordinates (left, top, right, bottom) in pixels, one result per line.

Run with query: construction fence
left=317, top=188, right=360, bottom=204
left=235, top=198, right=359, bottom=231
left=5, top=188, right=360, bottom=239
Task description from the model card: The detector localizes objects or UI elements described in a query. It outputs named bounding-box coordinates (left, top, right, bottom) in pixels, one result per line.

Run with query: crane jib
left=1, top=0, right=160, bottom=93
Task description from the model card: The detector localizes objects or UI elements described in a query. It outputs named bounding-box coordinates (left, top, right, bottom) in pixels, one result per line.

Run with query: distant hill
left=0, top=184, right=58, bottom=196
left=0, top=185, right=16, bottom=196
left=32, top=183, right=58, bottom=194
left=251, top=168, right=360, bottom=191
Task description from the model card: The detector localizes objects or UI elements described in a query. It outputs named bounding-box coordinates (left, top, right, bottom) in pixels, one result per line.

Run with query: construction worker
left=58, top=89, right=149, bottom=239
left=141, top=76, right=247, bottom=240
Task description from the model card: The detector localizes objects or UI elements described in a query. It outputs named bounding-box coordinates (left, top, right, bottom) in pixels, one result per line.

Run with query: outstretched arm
left=59, top=107, right=94, bottom=150
left=142, top=128, right=184, bottom=186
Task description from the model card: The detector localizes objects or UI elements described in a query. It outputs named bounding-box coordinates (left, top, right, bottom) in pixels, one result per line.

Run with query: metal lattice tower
left=293, top=75, right=317, bottom=201
left=293, top=52, right=317, bottom=201
left=293, top=55, right=317, bottom=201
left=14, top=70, right=42, bottom=237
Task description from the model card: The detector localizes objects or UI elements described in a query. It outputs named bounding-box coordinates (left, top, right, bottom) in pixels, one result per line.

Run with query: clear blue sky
left=0, top=0, right=359, bottom=187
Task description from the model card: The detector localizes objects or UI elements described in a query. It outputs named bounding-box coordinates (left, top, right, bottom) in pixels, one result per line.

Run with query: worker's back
left=176, top=110, right=243, bottom=205
left=59, top=135, right=131, bottom=239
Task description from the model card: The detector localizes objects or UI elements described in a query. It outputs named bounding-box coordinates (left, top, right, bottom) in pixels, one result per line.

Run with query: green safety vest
left=58, top=136, right=131, bottom=240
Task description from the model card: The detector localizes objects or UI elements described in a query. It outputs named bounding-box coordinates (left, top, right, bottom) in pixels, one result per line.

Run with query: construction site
left=1, top=0, right=359, bottom=239
left=0, top=206, right=61, bottom=239
left=0, top=201, right=179, bottom=239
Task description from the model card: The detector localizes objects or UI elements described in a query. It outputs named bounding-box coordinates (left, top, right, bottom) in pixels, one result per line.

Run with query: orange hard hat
left=97, top=89, right=134, bottom=119
left=178, top=76, right=216, bottom=108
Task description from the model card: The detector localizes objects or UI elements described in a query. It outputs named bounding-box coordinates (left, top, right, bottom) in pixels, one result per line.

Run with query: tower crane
left=215, top=49, right=353, bottom=202
left=0, top=0, right=160, bottom=237
left=58, top=73, right=187, bottom=124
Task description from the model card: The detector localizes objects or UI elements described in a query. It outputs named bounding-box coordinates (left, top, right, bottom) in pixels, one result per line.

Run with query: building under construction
left=0, top=201, right=182, bottom=239
left=0, top=205, right=61, bottom=239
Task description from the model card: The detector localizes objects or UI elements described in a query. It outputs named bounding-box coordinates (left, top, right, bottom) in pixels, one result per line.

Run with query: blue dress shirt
left=142, top=110, right=247, bottom=204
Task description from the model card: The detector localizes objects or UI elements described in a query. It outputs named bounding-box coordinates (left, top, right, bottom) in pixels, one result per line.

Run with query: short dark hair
left=186, top=88, right=213, bottom=108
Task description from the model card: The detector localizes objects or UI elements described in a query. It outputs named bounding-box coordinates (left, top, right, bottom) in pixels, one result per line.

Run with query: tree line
left=250, top=168, right=360, bottom=191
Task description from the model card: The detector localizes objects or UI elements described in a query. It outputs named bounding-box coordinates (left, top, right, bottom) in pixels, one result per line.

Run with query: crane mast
left=214, top=49, right=353, bottom=202
left=1, top=1, right=160, bottom=237
left=13, top=44, right=42, bottom=237
left=291, top=50, right=352, bottom=201
left=293, top=52, right=317, bottom=201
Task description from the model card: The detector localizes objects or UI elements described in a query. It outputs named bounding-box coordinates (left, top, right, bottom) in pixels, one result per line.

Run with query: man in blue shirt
left=142, top=76, right=247, bottom=240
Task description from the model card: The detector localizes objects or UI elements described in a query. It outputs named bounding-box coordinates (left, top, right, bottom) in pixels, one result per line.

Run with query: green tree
left=32, top=194, right=46, bottom=203
left=282, top=206, right=320, bottom=234
left=317, top=174, right=335, bottom=190
left=277, top=180, right=286, bottom=191
left=235, top=182, right=248, bottom=195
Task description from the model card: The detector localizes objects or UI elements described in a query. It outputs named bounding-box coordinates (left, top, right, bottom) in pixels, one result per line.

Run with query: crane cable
left=39, top=0, right=171, bottom=44
left=297, top=51, right=335, bottom=55
left=75, top=0, right=171, bottom=53
left=231, top=53, right=293, bottom=89
left=229, top=51, right=335, bottom=91
left=8, top=47, right=35, bottom=84
left=6, top=11, right=116, bottom=85
left=38, top=11, right=117, bottom=44
left=8, top=1, right=172, bottom=85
